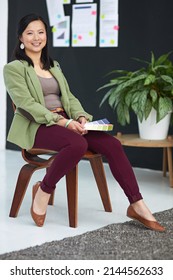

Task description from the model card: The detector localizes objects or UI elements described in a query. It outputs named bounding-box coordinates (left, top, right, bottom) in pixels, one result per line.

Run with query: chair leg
left=89, top=156, right=112, bottom=212
left=46, top=167, right=55, bottom=205
left=66, top=165, right=78, bottom=228
left=48, top=191, right=55, bottom=205
left=9, top=164, right=39, bottom=217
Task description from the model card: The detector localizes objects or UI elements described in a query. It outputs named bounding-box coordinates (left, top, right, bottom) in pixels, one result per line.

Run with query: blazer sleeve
left=3, top=61, right=62, bottom=126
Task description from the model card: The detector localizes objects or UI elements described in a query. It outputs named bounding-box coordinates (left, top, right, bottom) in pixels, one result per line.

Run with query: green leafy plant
left=98, top=52, right=173, bottom=126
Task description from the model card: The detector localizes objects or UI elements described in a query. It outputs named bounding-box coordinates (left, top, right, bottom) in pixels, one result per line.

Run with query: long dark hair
left=13, top=13, right=54, bottom=69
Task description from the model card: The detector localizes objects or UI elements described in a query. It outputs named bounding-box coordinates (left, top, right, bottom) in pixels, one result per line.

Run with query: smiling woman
left=3, top=13, right=166, bottom=232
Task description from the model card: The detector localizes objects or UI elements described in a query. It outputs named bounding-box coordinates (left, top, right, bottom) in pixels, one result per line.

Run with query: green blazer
left=3, top=60, right=93, bottom=149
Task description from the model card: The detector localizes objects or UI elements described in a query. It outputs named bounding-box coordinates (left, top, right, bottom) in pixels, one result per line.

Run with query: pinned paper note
left=46, top=0, right=65, bottom=26
left=53, top=16, right=70, bottom=47
left=72, top=3, right=97, bottom=47
left=99, top=0, right=119, bottom=47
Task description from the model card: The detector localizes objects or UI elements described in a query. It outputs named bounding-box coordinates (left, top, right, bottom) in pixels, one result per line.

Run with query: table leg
left=162, top=148, right=167, bottom=177
left=166, top=147, right=173, bottom=187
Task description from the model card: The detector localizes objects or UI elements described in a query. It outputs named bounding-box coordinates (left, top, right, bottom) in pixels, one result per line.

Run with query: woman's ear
left=19, top=36, right=23, bottom=43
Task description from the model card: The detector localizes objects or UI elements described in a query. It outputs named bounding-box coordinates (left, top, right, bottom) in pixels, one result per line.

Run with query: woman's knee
left=102, top=135, right=123, bottom=150
left=113, top=137, right=123, bottom=149
left=100, top=135, right=124, bottom=157
left=71, top=136, right=88, bottom=155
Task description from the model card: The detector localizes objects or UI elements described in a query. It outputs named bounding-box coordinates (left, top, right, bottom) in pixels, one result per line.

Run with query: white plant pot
left=137, top=108, right=171, bottom=140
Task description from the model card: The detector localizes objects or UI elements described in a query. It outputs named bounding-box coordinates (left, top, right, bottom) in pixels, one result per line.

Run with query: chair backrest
left=12, top=102, right=16, bottom=112
left=10, top=101, right=57, bottom=166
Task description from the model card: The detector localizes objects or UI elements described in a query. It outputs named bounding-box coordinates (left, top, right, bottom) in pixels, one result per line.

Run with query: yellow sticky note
left=52, top=26, right=57, bottom=33
left=73, top=39, right=78, bottom=44
left=110, top=39, right=115, bottom=45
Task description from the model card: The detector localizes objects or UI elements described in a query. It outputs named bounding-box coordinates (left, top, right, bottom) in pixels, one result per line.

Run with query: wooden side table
left=115, top=133, right=173, bottom=187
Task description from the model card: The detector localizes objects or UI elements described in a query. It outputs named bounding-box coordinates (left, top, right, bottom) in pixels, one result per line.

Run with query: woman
left=3, top=14, right=165, bottom=231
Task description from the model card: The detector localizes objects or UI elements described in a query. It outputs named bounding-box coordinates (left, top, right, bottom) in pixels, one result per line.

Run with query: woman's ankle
left=130, top=200, right=156, bottom=221
left=33, top=187, right=51, bottom=215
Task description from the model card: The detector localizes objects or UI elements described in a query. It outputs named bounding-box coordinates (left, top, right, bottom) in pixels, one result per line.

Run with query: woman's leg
left=31, top=124, right=88, bottom=217
left=33, top=124, right=88, bottom=193
left=84, top=131, right=142, bottom=204
left=84, top=131, right=165, bottom=230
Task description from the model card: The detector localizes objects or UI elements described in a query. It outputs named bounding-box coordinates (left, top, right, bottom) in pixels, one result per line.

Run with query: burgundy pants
left=33, top=122, right=142, bottom=204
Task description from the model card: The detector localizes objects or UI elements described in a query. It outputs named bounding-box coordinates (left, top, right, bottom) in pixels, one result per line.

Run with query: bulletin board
left=6, top=0, right=173, bottom=170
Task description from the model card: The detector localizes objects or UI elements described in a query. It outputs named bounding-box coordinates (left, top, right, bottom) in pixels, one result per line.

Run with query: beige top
left=38, top=75, right=63, bottom=110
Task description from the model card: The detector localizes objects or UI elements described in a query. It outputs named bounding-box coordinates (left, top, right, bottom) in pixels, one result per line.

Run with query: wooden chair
left=9, top=148, right=112, bottom=227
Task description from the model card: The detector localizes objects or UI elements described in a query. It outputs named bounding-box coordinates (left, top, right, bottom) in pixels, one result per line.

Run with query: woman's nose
left=33, top=33, right=39, bottom=40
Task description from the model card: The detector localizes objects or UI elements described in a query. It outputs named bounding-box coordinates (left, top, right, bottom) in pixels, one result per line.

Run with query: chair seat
left=27, top=148, right=57, bottom=155
left=27, top=148, right=101, bottom=157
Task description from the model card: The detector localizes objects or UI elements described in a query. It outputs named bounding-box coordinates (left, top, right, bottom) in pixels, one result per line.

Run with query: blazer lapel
left=23, top=61, right=45, bottom=105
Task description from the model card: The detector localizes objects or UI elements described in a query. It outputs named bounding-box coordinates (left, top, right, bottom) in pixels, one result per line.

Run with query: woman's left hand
left=77, top=117, right=88, bottom=135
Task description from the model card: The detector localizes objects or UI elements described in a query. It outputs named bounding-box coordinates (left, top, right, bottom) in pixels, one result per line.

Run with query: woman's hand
left=77, top=116, right=88, bottom=126
left=77, top=116, right=88, bottom=135
left=67, top=120, right=87, bottom=135
left=57, top=118, right=68, bottom=127
left=57, top=118, right=88, bottom=135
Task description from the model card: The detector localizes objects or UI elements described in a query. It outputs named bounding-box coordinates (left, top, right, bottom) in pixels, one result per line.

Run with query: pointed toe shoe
left=127, top=205, right=165, bottom=232
left=30, top=181, right=46, bottom=227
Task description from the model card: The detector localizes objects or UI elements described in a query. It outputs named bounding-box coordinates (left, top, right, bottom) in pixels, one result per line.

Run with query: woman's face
left=20, top=20, right=47, bottom=57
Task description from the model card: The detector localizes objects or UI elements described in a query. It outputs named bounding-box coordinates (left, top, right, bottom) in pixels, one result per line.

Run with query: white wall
left=0, top=1, right=8, bottom=149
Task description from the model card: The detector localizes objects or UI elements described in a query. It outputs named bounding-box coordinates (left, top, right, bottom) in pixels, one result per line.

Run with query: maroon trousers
left=33, top=121, right=142, bottom=204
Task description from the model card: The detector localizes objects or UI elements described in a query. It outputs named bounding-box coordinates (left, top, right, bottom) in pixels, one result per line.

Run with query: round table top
left=115, top=133, right=173, bottom=148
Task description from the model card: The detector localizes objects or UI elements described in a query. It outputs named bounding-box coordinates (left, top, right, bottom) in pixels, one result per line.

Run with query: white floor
left=0, top=149, right=173, bottom=255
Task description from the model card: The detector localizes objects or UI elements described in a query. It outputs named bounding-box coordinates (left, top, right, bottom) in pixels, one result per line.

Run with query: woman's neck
left=34, top=62, right=52, bottom=78
left=25, top=51, right=52, bottom=77
left=25, top=50, right=42, bottom=67
left=32, top=58, right=42, bottom=68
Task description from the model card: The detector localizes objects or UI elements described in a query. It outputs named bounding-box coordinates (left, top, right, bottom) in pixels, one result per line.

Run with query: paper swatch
left=84, top=118, right=114, bottom=131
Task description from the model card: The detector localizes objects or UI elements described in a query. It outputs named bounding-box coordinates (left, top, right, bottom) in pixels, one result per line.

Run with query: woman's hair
left=13, top=13, right=54, bottom=69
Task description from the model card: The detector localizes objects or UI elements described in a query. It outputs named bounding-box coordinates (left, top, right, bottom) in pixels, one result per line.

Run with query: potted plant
left=98, top=51, right=173, bottom=139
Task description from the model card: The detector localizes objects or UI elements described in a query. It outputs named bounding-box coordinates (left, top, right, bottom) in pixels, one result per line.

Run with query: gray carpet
left=1, top=208, right=173, bottom=260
